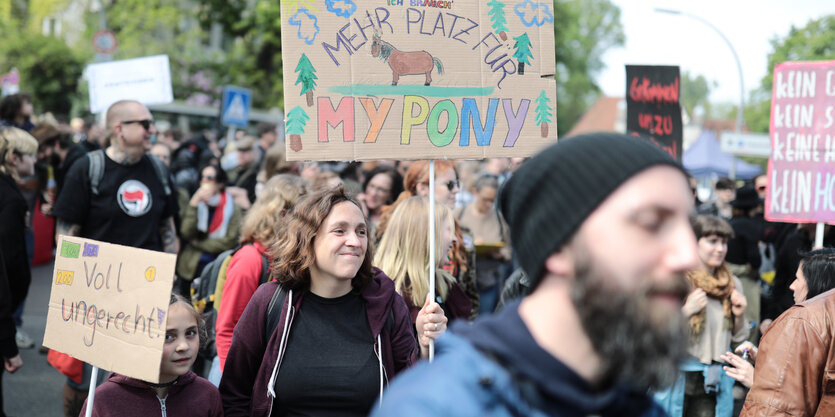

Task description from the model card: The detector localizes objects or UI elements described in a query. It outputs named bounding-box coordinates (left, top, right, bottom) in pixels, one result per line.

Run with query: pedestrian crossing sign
left=221, top=86, right=252, bottom=127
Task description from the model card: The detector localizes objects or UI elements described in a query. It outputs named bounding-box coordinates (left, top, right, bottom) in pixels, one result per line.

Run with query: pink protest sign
left=766, top=60, right=835, bottom=224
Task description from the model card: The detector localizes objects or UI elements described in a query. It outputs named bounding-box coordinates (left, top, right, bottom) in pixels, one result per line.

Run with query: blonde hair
left=374, top=196, right=455, bottom=307
left=0, top=126, right=37, bottom=178
left=241, top=174, right=310, bottom=245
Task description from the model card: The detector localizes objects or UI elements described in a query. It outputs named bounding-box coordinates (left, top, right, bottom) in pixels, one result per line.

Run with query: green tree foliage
left=535, top=89, right=552, bottom=125
left=295, top=53, right=318, bottom=95
left=198, top=0, right=284, bottom=109
left=487, top=0, right=509, bottom=35
left=513, top=33, right=533, bottom=65
left=0, top=32, right=84, bottom=117
left=286, top=106, right=310, bottom=134
left=680, top=71, right=715, bottom=119
left=553, top=0, right=625, bottom=137
left=746, top=15, right=835, bottom=132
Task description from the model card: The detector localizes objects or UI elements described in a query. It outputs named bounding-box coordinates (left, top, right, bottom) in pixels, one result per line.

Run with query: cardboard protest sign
left=280, top=0, right=557, bottom=161
left=766, top=61, right=835, bottom=224
left=87, top=55, right=173, bottom=114
left=625, top=65, right=683, bottom=161
left=42, top=236, right=176, bottom=383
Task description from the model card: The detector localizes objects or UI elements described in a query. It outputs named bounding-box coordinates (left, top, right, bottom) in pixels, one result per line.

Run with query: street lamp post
left=655, top=8, right=745, bottom=179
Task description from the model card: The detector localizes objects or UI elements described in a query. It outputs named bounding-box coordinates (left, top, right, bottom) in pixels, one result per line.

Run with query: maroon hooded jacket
left=219, top=268, right=418, bottom=417
left=79, top=371, right=222, bottom=416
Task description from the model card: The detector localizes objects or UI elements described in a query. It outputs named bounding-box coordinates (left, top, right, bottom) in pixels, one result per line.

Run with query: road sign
left=92, top=30, right=117, bottom=54
left=1, top=68, right=19, bottom=96
left=720, top=132, right=771, bottom=157
left=221, top=86, right=252, bottom=127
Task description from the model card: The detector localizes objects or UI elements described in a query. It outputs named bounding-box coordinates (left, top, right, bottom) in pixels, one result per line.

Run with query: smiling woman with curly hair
left=219, top=186, right=448, bottom=417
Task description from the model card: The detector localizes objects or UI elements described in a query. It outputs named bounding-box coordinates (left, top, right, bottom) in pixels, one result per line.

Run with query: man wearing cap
left=372, top=133, right=699, bottom=416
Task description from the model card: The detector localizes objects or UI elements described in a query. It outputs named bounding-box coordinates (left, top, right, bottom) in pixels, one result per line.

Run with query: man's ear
left=544, top=248, right=574, bottom=280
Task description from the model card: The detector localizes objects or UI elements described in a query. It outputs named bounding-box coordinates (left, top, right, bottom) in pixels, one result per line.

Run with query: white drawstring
left=377, top=334, right=384, bottom=407
left=267, top=289, right=294, bottom=398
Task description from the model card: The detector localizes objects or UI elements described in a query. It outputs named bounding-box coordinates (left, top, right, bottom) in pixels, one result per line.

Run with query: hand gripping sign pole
left=85, top=366, right=100, bottom=417
left=428, top=160, right=436, bottom=362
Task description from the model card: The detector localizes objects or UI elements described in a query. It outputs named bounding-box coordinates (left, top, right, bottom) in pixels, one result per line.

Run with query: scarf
left=685, top=265, right=735, bottom=339
left=197, top=190, right=233, bottom=238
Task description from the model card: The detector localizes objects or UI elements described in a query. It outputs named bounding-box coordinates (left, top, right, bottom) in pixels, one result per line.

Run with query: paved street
left=6, top=260, right=66, bottom=417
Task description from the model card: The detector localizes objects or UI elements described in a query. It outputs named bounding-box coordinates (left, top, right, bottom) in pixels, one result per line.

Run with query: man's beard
left=570, top=244, right=690, bottom=392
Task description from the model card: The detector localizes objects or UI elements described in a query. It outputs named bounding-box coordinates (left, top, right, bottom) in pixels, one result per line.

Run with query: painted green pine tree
left=486, top=0, right=509, bottom=40
left=513, top=33, right=533, bottom=75
left=535, top=90, right=552, bottom=138
left=286, top=106, right=310, bottom=152
left=295, top=53, right=318, bottom=107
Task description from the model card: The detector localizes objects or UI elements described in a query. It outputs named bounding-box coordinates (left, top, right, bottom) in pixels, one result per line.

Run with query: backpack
left=88, top=149, right=171, bottom=196
left=192, top=242, right=271, bottom=358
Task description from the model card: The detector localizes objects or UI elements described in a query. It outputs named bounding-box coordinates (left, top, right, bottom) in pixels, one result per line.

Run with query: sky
left=596, top=0, right=835, bottom=104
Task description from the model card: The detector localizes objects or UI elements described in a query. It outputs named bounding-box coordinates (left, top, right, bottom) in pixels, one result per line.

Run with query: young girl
left=79, top=294, right=223, bottom=416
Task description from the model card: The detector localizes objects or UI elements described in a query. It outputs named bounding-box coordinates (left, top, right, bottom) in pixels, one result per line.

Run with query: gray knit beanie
left=499, top=132, right=684, bottom=286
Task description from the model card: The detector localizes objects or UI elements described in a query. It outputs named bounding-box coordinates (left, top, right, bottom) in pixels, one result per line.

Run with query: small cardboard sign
left=280, top=0, right=557, bottom=161
left=625, top=65, right=683, bottom=161
left=43, top=236, right=176, bottom=383
left=766, top=60, right=835, bottom=224
left=87, top=55, right=173, bottom=114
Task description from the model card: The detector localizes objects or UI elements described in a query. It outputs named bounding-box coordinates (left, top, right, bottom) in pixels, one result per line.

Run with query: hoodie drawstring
left=267, top=288, right=294, bottom=399
left=377, top=334, right=384, bottom=407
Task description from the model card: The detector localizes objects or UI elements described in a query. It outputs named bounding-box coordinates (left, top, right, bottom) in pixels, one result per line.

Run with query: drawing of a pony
left=371, top=35, right=444, bottom=86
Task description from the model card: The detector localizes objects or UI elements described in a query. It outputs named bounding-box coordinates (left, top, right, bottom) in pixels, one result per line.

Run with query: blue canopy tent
left=683, top=131, right=762, bottom=180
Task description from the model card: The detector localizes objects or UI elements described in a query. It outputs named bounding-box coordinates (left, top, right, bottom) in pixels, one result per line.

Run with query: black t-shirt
left=274, top=291, right=379, bottom=417
left=52, top=153, right=176, bottom=251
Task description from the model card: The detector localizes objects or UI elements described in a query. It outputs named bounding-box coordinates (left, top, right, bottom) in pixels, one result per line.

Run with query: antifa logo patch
left=117, top=180, right=152, bottom=217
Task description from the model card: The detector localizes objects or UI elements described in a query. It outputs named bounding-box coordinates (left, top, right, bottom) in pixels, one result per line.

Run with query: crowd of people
left=2, top=92, right=835, bottom=417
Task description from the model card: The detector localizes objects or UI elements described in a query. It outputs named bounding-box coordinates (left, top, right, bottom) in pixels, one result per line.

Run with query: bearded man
left=372, top=133, right=699, bottom=416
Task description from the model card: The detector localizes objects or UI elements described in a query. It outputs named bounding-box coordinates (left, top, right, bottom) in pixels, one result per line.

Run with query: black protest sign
left=625, top=65, right=683, bottom=161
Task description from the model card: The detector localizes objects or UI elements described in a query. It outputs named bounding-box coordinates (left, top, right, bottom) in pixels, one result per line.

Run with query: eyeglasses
left=437, top=180, right=460, bottom=191
left=121, top=119, right=154, bottom=131
left=756, top=185, right=767, bottom=191
left=201, top=175, right=216, bottom=181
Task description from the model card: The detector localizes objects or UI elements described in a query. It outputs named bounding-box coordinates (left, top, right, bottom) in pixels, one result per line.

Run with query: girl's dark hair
left=799, top=248, right=835, bottom=300
left=691, top=214, right=734, bottom=240
left=362, top=165, right=403, bottom=206
left=169, top=293, right=208, bottom=348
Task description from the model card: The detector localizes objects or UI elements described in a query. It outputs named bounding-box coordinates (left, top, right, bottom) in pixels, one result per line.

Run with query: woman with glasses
left=454, top=174, right=511, bottom=315
left=376, top=161, right=479, bottom=318
left=357, top=165, right=403, bottom=239
left=176, top=163, right=243, bottom=294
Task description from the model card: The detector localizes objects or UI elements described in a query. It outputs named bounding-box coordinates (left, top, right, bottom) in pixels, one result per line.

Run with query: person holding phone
left=740, top=248, right=835, bottom=416
left=724, top=248, right=835, bottom=392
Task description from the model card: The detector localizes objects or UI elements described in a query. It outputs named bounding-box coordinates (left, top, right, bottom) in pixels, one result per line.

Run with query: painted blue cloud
left=325, top=0, right=357, bottom=18
left=289, top=9, right=320, bottom=45
left=514, top=0, right=554, bottom=27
